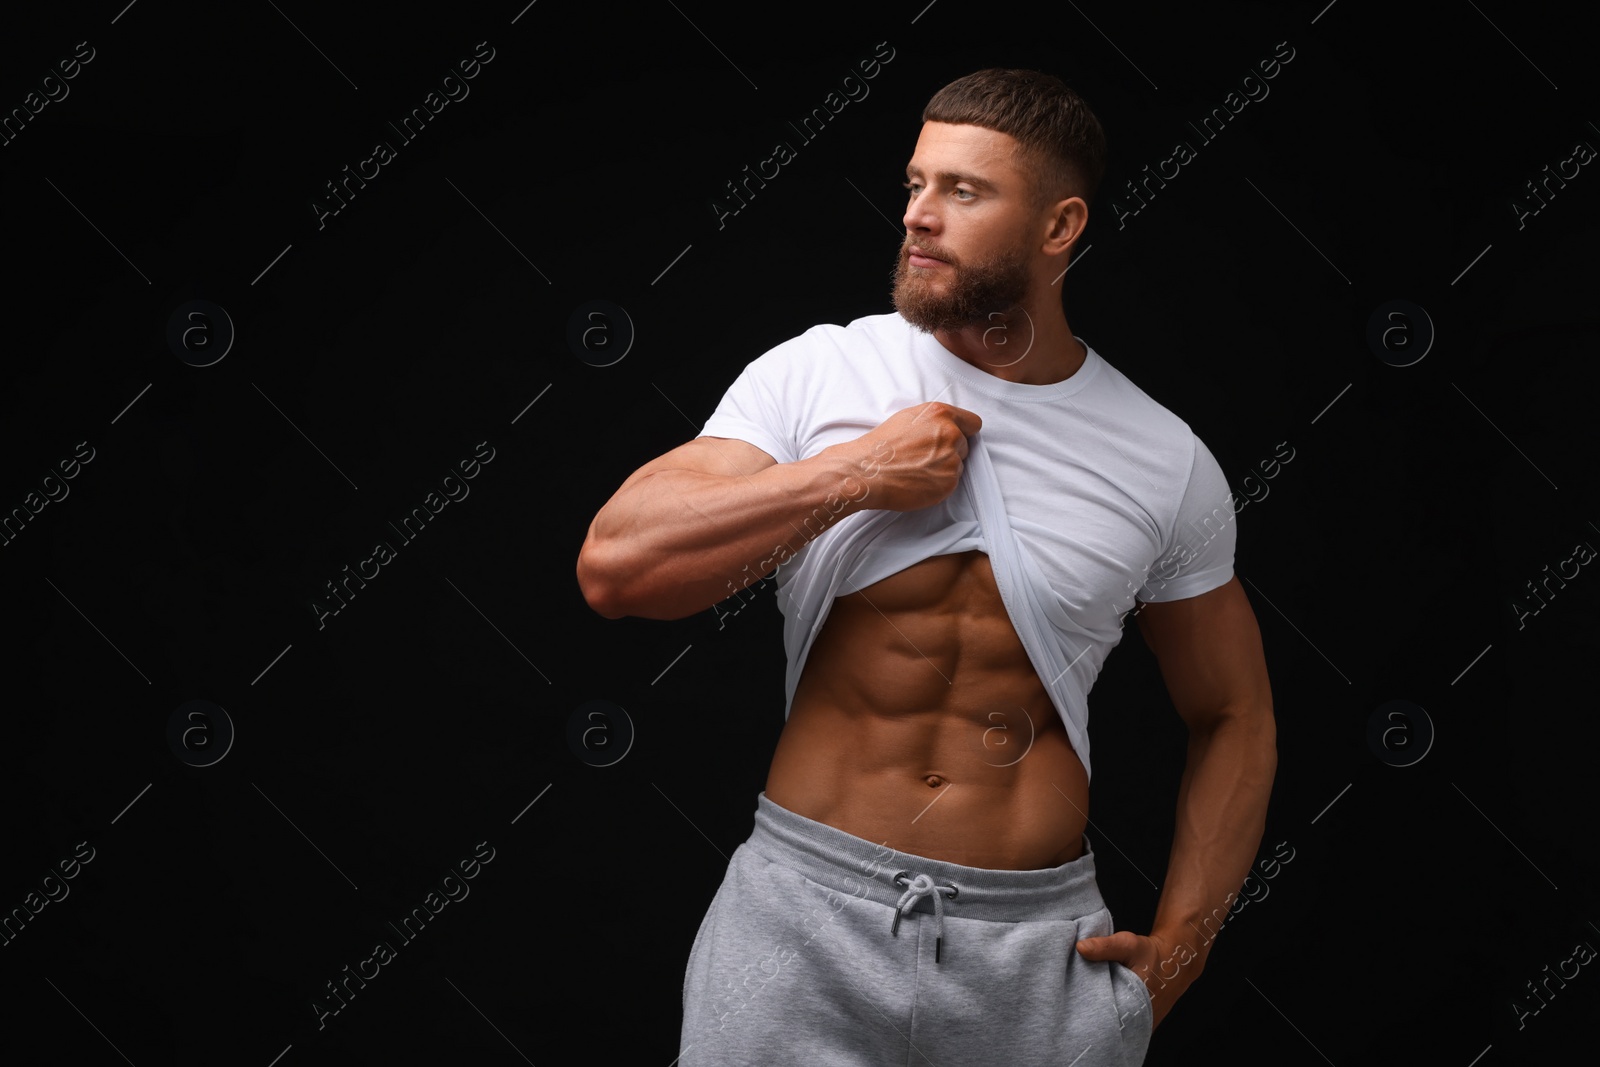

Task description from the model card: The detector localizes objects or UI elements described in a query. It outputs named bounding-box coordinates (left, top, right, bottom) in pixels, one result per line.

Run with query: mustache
left=901, top=242, right=956, bottom=265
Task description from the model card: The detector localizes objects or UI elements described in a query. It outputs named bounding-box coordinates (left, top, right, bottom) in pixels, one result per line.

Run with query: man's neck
left=933, top=308, right=1086, bottom=386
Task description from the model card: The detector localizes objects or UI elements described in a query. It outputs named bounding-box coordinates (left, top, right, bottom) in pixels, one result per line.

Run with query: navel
left=924, top=774, right=945, bottom=788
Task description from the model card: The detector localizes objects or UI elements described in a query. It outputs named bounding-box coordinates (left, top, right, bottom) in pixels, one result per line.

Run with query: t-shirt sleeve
left=698, top=347, right=800, bottom=465
left=1136, top=433, right=1237, bottom=602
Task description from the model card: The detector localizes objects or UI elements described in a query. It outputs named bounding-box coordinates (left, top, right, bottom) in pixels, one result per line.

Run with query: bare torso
left=765, top=548, right=1090, bottom=870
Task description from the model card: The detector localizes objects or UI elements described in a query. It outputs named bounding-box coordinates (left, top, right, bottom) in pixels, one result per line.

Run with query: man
left=577, top=68, right=1276, bottom=1066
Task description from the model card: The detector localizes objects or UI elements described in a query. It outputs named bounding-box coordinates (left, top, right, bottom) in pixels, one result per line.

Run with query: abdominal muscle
left=764, top=548, right=1091, bottom=871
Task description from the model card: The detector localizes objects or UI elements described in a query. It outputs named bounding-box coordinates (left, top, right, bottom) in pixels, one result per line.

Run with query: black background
left=2, top=1, right=1597, bottom=1064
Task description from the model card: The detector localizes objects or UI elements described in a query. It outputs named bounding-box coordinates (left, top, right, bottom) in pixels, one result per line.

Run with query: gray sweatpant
left=679, top=792, right=1154, bottom=1066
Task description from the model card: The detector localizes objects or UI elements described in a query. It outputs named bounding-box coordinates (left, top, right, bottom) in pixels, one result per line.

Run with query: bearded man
left=578, top=67, right=1276, bottom=1067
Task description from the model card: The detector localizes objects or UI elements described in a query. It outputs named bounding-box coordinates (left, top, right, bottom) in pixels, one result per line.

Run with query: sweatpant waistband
left=746, top=791, right=1109, bottom=923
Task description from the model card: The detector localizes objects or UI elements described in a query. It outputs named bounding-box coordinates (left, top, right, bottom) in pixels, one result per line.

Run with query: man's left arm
left=1074, top=574, right=1277, bottom=1028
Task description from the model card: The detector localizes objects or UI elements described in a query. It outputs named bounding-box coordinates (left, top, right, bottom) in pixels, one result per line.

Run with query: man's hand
left=832, top=401, right=983, bottom=513
left=1074, top=928, right=1197, bottom=1030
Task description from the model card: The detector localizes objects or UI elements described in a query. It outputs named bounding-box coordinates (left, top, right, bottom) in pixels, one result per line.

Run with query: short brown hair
left=922, top=69, right=1108, bottom=212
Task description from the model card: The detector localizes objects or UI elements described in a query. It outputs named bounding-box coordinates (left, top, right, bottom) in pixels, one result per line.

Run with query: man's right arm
left=576, top=401, right=982, bottom=620
left=575, top=435, right=877, bottom=621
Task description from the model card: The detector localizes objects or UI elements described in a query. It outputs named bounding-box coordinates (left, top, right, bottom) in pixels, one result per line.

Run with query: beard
left=891, top=237, right=1032, bottom=333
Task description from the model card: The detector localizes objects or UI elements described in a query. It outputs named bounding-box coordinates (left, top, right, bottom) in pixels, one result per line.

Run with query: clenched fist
left=829, top=402, right=983, bottom=513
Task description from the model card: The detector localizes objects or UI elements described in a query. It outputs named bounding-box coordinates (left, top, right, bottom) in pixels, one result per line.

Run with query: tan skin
left=768, top=547, right=1089, bottom=870
left=577, top=123, right=1277, bottom=1032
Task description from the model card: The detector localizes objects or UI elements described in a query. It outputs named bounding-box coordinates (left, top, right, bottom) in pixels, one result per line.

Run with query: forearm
left=580, top=445, right=872, bottom=619
left=1148, top=704, right=1277, bottom=985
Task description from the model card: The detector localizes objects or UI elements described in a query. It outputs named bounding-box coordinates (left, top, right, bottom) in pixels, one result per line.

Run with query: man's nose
left=903, top=189, right=939, bottom=233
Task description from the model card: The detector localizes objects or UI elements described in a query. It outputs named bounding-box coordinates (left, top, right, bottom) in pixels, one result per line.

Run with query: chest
left=789, top=383, right=1175, bottom=641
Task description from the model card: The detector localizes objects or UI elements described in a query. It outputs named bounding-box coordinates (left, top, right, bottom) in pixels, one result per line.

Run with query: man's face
left=893, top=122, right=1040, bottom=333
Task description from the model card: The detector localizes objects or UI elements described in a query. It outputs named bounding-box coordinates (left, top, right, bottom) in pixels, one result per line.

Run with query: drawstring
left=890, top=871, right=960, bottom=962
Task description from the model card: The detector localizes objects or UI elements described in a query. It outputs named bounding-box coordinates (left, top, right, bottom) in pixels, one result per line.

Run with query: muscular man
left=578, top=68, right=1276, bottom=1066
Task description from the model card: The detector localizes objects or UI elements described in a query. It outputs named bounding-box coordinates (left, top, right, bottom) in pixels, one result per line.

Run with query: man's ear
left=1042, top=196, right=1088, bottom=257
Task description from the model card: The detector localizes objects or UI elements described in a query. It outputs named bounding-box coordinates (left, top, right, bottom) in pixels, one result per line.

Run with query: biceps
left=614, top=436, right=778, bottom=495
left=1137, top=577, right=1270, bottom=719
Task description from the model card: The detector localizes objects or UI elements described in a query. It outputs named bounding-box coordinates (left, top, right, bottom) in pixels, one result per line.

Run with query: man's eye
left=954, top=188, right=976, bottom=200
left=902, top=181, right=921, bottom=196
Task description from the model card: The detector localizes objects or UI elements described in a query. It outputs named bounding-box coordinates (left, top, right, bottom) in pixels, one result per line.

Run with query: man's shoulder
left=746, top=310, right=909, bottom=374
left=791, top=310, right=909, bottom=350
left=1085, top=346, right=1199, bottom=447
left=1081, top=349, right=1229, bottom=531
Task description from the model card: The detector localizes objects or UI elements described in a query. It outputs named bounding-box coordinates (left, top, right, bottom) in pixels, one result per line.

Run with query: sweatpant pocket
left=1109, top=960, right=1154, bottom=1066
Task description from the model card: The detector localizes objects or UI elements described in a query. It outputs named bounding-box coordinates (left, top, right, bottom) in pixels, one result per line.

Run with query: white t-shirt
left=699, top=311, right=1237, bottom=781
